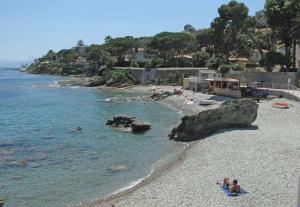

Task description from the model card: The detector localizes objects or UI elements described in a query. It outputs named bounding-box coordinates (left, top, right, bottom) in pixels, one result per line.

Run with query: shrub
left=264, top=52, right=288, bottom=71
left=219, top=64, right=245, bottom=76
left=192, top=51, right=210, bottom=67
left=206, top=55, right=226, bottom=69
left=106, top=69, right=137, bottom=86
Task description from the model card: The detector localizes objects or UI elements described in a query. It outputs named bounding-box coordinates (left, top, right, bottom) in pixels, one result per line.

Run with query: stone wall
left=225, top=71, right=300, bottom=86
left=116, top=67, right=203, bottom=84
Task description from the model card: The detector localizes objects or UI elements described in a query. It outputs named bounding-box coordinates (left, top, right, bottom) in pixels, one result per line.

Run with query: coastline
left=75, top=142, right=189, bottom=207
left=83, top=85, right=300, bottom=207
left=73, top=85, right=231, bottom=207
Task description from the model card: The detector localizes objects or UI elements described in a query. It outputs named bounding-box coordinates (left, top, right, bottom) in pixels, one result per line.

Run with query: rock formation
left=131, top=120, right=151, bottom=133
left=106, top=115, right=151, bottom=133
left=169, top=99, right=258, bottom=142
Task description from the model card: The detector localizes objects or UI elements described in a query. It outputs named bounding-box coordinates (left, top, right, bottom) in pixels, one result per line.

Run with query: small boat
left=272, top=101, right=289, bottom=109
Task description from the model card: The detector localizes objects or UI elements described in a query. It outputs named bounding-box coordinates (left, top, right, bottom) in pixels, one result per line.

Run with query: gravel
left=111, top=98, right=300, bottom=207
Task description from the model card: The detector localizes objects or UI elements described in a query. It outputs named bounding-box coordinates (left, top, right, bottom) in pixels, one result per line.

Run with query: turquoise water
left=0, top=68, right=182, bottom=207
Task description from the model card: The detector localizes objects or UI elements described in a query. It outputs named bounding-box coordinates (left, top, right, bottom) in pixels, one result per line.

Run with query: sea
left=0, top=68, right=183, bottom=207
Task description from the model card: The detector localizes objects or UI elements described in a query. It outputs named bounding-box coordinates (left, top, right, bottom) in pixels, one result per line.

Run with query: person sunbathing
left=217, top=177, right=230, bottom=189
left=223, top=177, right=230, bottom=189
left=229, top=179, right=240, bottom=193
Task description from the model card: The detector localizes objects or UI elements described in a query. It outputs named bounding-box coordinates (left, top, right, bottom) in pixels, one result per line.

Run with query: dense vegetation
left=28, top=0, right=300, bottom=78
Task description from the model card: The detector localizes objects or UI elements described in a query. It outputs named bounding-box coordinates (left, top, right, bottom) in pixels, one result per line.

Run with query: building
left=183, top=70, right=222, bottom=91
left=256, top=10, right=268, bottom=28
left=206, top=78, right=242, bottom=98
left=131, top=48, right=152, bottom=65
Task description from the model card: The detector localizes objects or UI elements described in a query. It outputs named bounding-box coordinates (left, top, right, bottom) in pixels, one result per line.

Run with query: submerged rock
left=107, top=164, right=128, bottom=173
left=169, top=99, right=258, bottom=142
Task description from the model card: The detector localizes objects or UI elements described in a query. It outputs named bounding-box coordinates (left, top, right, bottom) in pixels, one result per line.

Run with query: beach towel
left=220, top=186, right=247, bottom=197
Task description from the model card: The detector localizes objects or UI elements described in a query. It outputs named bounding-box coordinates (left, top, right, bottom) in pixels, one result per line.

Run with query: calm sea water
left=0, top=68, right=182, bottom=207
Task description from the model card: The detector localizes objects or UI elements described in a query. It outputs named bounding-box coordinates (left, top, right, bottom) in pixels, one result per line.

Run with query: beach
left=90, top=85, right=300, bottom=207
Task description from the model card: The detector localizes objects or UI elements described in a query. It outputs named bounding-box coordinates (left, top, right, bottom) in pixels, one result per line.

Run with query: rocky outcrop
left=131, top=120, right=151, bottom=133
left=106, top=115, right=151, bottom=133
left=57, top=76, right=106, bottom=87
left=106, top=115, right=136, bottom=127
left=169, top=99, right=258, bottom=142
left=149, top=89, right=183, bottom=101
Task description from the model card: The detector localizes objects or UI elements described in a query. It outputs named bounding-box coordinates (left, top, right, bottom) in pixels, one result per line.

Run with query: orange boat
left=272, top=101, right=289, bottom=109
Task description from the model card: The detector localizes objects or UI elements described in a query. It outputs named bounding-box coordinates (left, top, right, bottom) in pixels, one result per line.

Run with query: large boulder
left=169, top=99, right=258, bottom=142
left=131, top=120, right=151, bottom=133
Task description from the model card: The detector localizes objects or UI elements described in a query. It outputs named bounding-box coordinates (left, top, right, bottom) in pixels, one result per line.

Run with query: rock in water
left=105, top=115, right=136, bottom=127
left=131, top=121, right=151, bottom=133
left=169, top=99, right=258, bottom=142
left=106, top=115, right=151, bottom=133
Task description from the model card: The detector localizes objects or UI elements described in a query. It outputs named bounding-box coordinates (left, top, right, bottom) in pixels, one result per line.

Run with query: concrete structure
left=296, top=40, right=300, bottom=69
left=206, top=78, right=242, bottom=98
left=224, top=70, right=300, bottom=86
left=256, top=10, right=268, bottom=28
left=116, top=67, right=205, bottom=84
left=183, top=70, right=221, bottom=91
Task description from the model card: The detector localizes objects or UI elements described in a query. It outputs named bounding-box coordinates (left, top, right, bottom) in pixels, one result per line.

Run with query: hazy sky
left=0, top=0, right=265, bottom=61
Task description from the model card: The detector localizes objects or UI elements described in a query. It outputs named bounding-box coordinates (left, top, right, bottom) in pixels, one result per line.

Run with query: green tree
left=149, top=32, right=194, bottom=66
left=57, top=49, right=77, bottom=64
left=196, top=28, right=215, bottom=52
left=265, top=0, right=300, bottom=69
left=103, top=36, right=134, bottom=65
left=87, top=45, right=116, bottom=73
left=184, top=24, right=196, bottom=33
left=264, top=51, right=288, bottom=71
left=211, top=1, right=249, bottom=59
left=192, top=51, right=210, bottom=67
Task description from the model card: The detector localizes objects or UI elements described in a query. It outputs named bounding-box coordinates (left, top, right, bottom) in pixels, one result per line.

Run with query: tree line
left=29, top=0, right=300, bottom=76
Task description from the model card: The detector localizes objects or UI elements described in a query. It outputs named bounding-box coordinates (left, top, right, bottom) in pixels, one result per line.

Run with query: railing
left=249, top=82, right=300, bottom=94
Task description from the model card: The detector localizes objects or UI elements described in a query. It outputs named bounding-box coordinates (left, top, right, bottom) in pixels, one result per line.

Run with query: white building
left=183, top=70, right=222, bottom=91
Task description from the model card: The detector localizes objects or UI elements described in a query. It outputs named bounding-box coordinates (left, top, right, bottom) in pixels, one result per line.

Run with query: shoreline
left=75, top=142, right=190, bottom=207
left=73, top=85, right=230, bottom=207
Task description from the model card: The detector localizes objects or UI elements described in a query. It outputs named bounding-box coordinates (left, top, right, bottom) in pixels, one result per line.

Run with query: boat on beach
left=272, top=101, right=289, bottom=109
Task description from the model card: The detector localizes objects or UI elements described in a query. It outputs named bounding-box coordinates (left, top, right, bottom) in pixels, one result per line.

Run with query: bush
left=137, top=62, right=146, bottom=68
left=219, top=64, right=231, bottom=75
left=219, top=64, right=245, bottom=75
left=264, top=52, right=288, bottom=71
left=166, top=71, right=181, bottom=85
left=106, top=69, right=137, bottom=86
left=206, top=55, right=226, bottom=69
left=192, top=51, right=210, bottom=67
left=131, top=62, right=139, bottom=68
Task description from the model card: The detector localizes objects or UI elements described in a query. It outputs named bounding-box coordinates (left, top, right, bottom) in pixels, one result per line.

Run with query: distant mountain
left=0, top=59, right=33, bottom=68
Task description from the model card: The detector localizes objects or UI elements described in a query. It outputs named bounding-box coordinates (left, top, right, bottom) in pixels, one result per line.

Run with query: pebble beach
left=92, top=86, right=300, bottom=207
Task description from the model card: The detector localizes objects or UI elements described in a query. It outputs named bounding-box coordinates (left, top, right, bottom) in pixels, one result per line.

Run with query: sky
left=0, top=0, right=265, bottom=63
